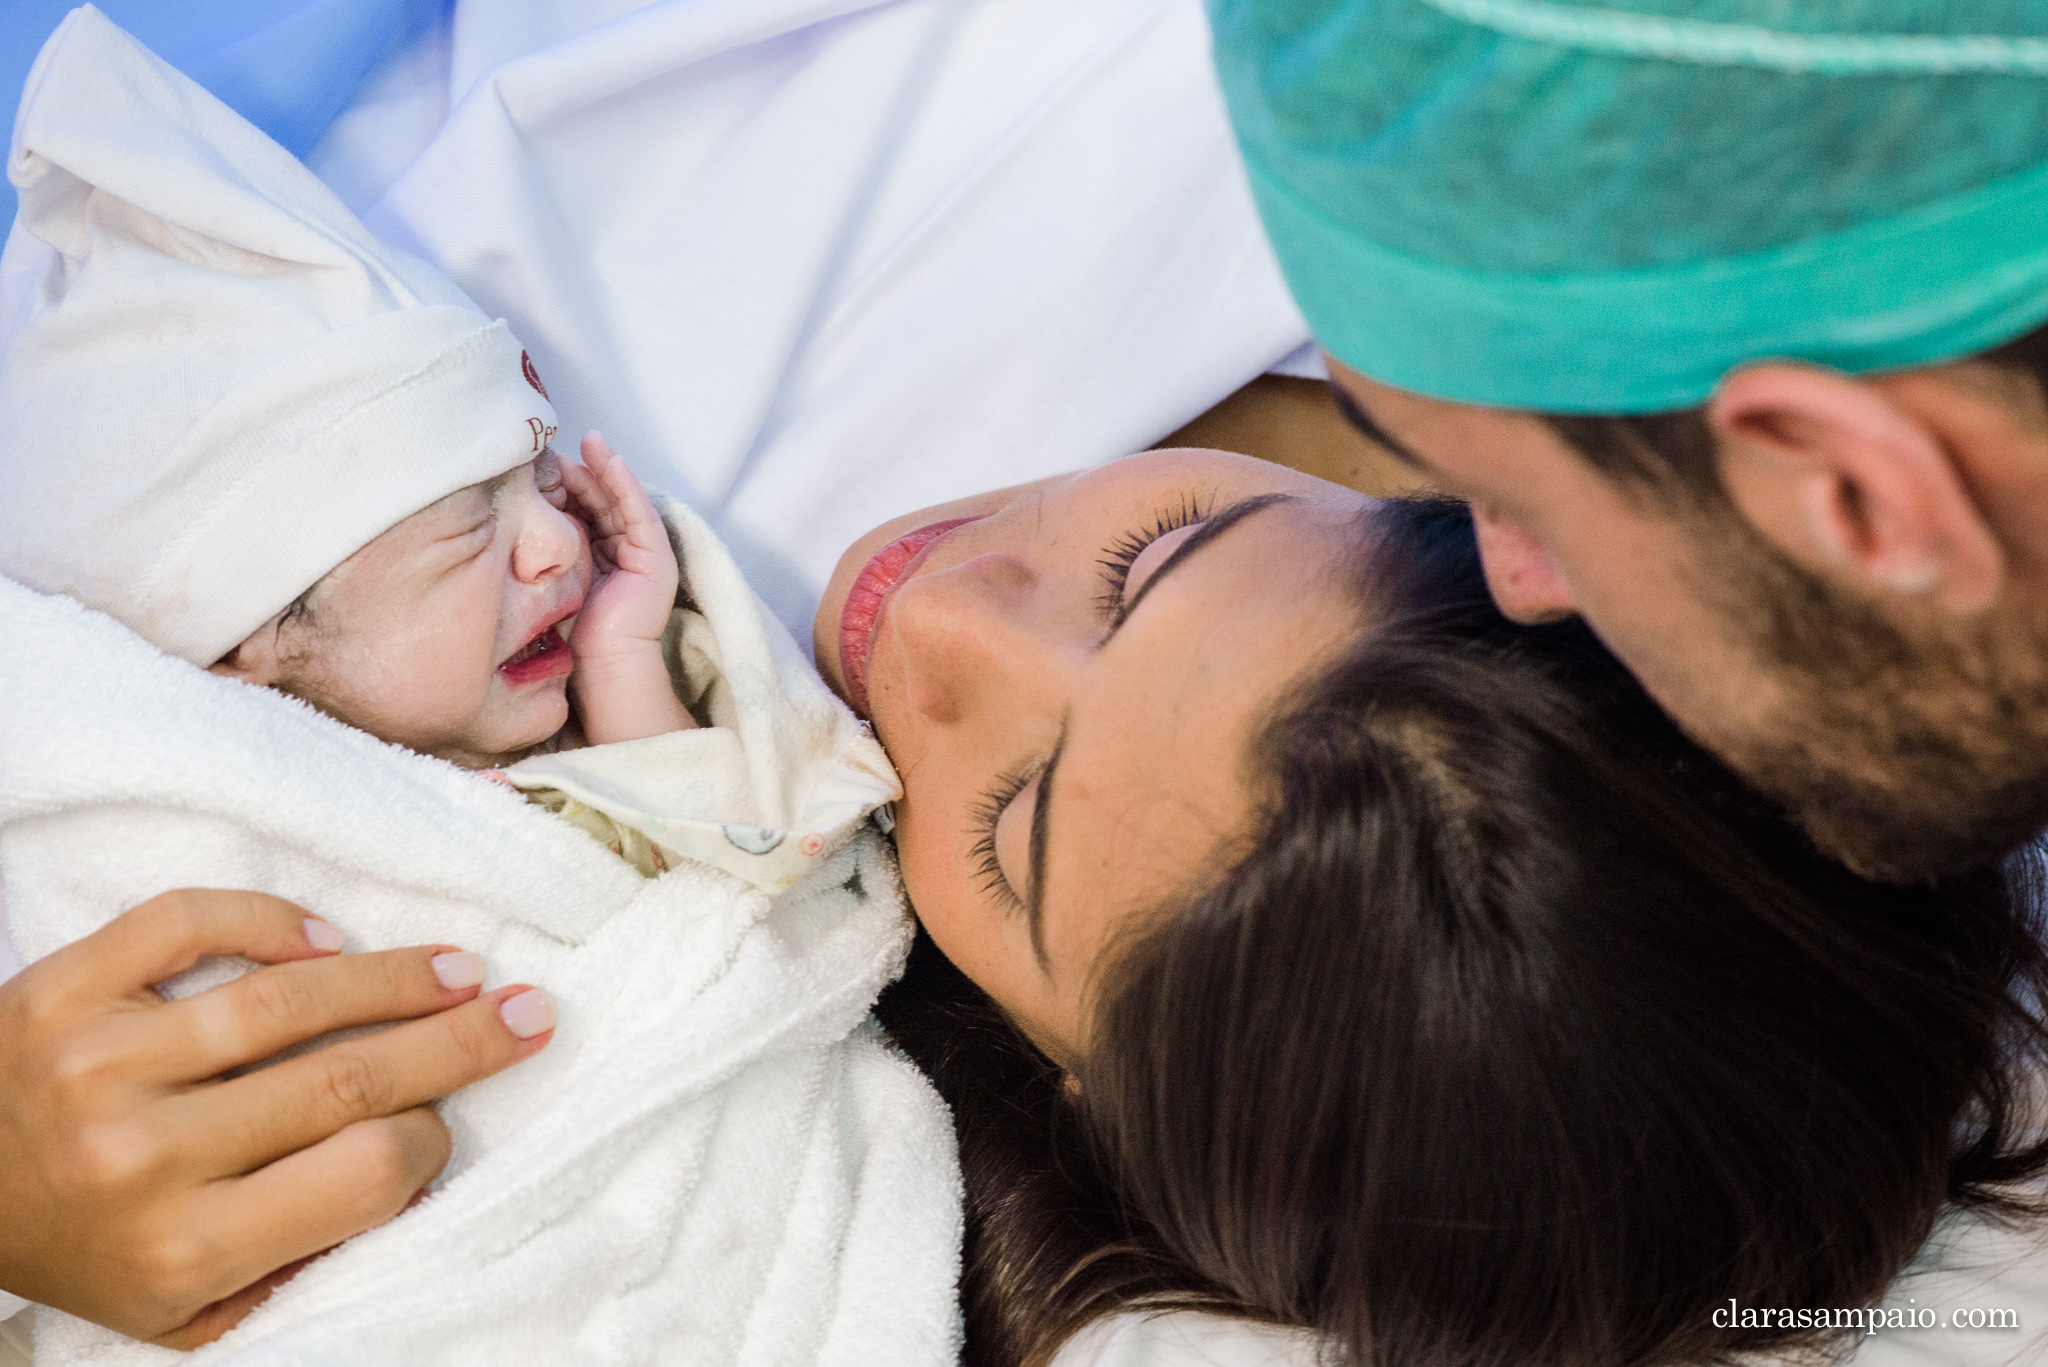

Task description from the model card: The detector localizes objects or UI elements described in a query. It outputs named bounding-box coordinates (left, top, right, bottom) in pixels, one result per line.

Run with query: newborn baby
left=0, top=11, right=946, bottom=1365
left=0, top=2, right=883, bottom=888
left=211, top=432, right=693, bottom=766
left=206, top=426, right=721, bottom=878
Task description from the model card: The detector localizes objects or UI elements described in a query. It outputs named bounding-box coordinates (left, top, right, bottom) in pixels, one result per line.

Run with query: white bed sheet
left=309, top=0, right=1309, bottom=640
left=1050, top=1204, right=2048, bottom=1367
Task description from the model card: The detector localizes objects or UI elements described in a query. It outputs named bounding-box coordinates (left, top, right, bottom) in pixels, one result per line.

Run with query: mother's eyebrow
left=1031, top=493, right=1295, bottom=969
left=1026, top=717, right=1069, bottom=973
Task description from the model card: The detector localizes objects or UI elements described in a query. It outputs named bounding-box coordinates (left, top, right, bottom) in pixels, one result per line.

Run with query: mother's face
left=814, top=449, right=1372, bottom=1061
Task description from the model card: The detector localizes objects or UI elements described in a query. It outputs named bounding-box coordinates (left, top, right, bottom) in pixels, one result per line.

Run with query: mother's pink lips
left=838, top=517, right=984, bottom=719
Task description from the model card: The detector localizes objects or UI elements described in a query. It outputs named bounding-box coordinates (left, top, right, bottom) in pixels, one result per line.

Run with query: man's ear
left=207, top=615, right=288, bottom=684
left=1708, top=363, right=2003, bottom=614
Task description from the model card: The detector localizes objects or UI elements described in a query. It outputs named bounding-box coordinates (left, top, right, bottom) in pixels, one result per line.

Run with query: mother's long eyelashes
left=966, top=761, right=1038, bottom=910
left=1093, top=494, right=1209, bottom=623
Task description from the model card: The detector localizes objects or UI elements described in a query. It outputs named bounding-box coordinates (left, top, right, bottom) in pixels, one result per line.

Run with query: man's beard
left=1693, top=513, right=2048, bottom=883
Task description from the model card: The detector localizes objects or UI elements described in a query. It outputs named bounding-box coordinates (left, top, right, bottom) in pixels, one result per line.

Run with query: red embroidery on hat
left=521, top=351, right=551, bottom=401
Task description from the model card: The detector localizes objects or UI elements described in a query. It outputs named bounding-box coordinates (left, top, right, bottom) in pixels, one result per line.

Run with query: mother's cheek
left=892, top=823, right=980, bottom=962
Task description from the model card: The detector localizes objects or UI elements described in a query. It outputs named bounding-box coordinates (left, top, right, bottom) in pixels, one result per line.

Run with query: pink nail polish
left=431, top=951, right=486, bottom=991
left=303, top=918, right=345, bottom=953
left=499, top=989, right=557, bottom=1039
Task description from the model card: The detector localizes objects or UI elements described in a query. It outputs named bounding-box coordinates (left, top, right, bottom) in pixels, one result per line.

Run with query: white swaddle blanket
left=0, top=499, right=961, bottom=1366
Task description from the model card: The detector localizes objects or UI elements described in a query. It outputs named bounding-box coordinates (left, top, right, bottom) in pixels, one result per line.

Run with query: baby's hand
left=562, top=432, right=696, bottom=743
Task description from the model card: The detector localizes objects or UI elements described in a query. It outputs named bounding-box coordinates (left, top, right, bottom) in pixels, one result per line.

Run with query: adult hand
left=0, top=889, right=556, bottom=1346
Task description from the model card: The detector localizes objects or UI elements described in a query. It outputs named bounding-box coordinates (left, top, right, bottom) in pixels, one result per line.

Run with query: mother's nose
left=886, top=551, right=1066, bottom=725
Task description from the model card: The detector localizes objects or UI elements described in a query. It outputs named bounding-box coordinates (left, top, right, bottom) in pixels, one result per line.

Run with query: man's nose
left=1471, top=503, right=1578, bottom=624
left=512, top=498, right=585, bottom=585
left=886, top=551, right=1068, bottom=725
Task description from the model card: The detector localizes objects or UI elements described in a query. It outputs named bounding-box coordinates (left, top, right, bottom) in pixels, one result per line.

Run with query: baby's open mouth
left=500, top=618, right=575, bottom=684
left=505, top=623, right=566, bottom=667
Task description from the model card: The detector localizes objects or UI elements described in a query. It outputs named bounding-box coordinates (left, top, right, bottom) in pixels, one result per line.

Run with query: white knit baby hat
left=0, top=6, right=559, bottom=665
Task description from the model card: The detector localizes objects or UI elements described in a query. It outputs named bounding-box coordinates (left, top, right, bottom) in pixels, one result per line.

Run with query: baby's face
left=215, top=453, right=592, bottom=767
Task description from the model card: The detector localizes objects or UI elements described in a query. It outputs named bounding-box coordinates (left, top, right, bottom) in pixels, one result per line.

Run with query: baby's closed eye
left=535, top=448, right=569, bottom=510
left=428, top=515, right=497, bottom=568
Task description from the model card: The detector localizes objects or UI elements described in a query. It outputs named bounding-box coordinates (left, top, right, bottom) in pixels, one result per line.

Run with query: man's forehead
left=1330, top=362, right=1610, bottom=506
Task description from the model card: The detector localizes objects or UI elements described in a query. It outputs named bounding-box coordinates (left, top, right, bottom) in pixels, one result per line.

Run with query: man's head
left=1208, top=0, right=2048, bottom=876
left=1325, top=333, right=2048, bottom=882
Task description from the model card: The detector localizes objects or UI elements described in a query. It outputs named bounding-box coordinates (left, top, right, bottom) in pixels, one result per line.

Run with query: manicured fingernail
left=499, top=988, right=556, bottom=1039
left=431, top=951, right=486, bottom=991
left=303, top=918, right=345, bottom=953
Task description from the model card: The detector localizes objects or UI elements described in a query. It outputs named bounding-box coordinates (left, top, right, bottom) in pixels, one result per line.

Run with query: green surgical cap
left=1209, top=0, right=2048, bottom=412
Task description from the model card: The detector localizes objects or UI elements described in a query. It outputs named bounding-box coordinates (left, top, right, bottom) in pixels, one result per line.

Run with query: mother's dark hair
left=880, top=497, right=2048, bottom=1367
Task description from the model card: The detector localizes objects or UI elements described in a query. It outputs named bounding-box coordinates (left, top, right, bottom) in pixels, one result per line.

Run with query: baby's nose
left=514, top=501, right=586, bottom=584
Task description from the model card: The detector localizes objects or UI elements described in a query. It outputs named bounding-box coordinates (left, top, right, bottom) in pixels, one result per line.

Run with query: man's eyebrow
left=1114, top=492, right=1294, bottom=630
left=1326, top=378, right=1435, bottom=474
left=1026, top=716, right=1069, bottom=974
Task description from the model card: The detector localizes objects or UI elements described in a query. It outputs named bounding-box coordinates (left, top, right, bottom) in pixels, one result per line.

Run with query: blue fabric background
left=2, top=0, right=410, bottom=227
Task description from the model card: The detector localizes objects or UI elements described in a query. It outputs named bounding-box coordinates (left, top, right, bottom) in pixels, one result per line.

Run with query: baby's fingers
left=563, top=465, right=633, bottom=567
left=559, top=453, right=599, bottom=503
left=587, top=436, right=666, bottom=554
left=580, top=430, right=619, bottom=479
left=585, top=433, right=648, bottom=520
left=558, top=456, right=613, bottom=529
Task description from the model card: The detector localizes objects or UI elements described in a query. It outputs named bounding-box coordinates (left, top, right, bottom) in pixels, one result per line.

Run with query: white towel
left=0, top=499, right=961, bottom=1366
